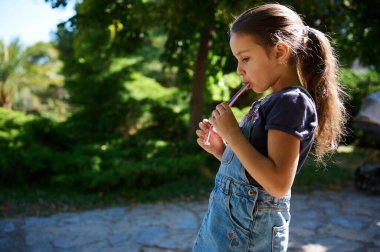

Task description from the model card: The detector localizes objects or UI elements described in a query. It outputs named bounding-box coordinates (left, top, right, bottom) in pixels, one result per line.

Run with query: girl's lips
left=243, top=82, right=252, bottom=88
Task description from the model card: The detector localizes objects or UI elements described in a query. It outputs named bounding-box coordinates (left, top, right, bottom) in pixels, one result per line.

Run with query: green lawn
left=0, top=146, right=377, bottom=219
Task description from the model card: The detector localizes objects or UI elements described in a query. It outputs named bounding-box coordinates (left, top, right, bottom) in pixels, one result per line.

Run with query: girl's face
left=229, top=33, right=280, bottom=93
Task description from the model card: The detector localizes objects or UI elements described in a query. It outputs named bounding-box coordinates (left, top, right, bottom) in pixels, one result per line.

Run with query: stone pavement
left=0, top=191, right=379, bottom=252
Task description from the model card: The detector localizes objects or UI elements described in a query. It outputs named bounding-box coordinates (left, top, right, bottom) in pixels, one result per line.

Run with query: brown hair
left=231, top=3, right=347, bottom=161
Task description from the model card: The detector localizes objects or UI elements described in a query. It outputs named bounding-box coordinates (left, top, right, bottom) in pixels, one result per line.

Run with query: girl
left=194, top=3, right=346, bottom=252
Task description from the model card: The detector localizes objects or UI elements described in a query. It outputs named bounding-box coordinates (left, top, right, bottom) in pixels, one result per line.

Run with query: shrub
left=339, top=68, right=380, bottom=144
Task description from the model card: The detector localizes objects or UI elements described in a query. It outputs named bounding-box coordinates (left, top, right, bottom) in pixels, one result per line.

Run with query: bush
left=0, top=72, right=209, bottom=192
left=49, top=154, right=208, bottom=192
left=339, top=68, right=380, bottom=144
left=5, top=68, right=378, bottom=194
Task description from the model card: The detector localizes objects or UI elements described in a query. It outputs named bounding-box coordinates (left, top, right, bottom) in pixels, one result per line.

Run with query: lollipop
left=204, top=83, right=250, bottom=145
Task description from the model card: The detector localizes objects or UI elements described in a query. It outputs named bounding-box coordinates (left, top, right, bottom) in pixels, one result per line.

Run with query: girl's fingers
left=197, top=138, right=203, bottom=145
left=196, top=129, right=206, bottom=139
left=212, top=109, right=220, bottom=119
left=221, top=102, right=229, bottom=109
left=209, top=116, right=215, bottom=125
left=202, top=119, right=211, bottom=127
left=216, top=103, right=227, bottom=112
left=197, top=137, right=209, bottom=148
left=210, top=103, right=229, bottom=123
left=198, top=120, right=210, bottom=131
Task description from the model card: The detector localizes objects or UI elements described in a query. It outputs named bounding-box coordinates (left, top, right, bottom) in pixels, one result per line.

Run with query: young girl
left=194, top=3, right=346, bottom=251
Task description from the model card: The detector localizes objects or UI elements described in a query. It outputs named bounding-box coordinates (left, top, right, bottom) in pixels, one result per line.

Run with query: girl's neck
left=271, top=64, right=302, bottom=93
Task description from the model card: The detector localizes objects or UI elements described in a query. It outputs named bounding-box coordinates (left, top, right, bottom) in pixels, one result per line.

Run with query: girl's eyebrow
left=236, top=49, right=251, bottom=56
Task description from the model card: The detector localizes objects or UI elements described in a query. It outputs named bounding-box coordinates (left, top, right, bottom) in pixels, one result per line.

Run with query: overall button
left=248, top=189, right=254, bottom=196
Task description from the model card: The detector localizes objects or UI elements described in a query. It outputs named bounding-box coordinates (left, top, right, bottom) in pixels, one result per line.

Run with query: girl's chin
left=247, top=82, right=268, bottom=93
left=252, top=86, right=266, bottom=94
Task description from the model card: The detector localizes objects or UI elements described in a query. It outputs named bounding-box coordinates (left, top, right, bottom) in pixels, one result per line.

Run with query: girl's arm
left=210, top=102, right=300, bottom=198
left=226, top=129, right=299, bottom=198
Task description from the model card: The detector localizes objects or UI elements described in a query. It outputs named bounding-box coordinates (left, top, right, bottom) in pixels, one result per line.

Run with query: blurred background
left=0, top=0, right=379, bottom=217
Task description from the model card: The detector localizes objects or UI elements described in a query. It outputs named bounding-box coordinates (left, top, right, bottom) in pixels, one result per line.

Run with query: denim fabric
left=193, top=99, right=291, bottom=252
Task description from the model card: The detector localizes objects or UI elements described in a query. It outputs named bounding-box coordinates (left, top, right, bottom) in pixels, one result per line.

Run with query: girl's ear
left=274, top=42, right=291, bottom=65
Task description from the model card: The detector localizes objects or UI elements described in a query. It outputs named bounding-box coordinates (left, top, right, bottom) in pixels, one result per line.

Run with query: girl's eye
left=242, top=57, right=250, bottom=63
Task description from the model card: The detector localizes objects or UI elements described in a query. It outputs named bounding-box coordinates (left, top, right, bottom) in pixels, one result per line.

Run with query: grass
left=293, top=145, right=379, bottom=192
left=1, top=145, right=378, bottom=219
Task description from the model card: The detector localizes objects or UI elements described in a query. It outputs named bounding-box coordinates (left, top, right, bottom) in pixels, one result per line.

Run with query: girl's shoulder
left=259, top=86, right=317, bottom=124
left=260, top=86, right=318, bottom=140
left=263, top=85, right=315, bottom=109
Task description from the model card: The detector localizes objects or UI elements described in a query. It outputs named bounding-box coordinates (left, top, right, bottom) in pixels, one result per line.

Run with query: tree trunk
left=0, top=85, right=11, bottom=108
left=188, top=29, right=213, bottom=137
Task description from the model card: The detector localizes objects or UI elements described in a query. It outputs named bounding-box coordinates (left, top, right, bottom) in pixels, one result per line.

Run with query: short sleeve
left=264, top=89, right=317, bottom=140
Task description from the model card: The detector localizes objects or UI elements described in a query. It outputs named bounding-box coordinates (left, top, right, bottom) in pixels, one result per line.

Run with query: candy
left=204, top=83, right=250, bottom=145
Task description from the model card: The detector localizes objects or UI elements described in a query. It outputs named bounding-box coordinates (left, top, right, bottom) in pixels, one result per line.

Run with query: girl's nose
left=236, top=63, right=245, bottom=76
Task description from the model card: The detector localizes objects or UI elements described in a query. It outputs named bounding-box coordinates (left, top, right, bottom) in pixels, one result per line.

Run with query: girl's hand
left=196, top=119, right=226, bottom=160
left=209, top=102, right=240, bottom=144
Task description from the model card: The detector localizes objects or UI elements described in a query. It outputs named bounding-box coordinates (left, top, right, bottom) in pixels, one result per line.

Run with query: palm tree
left=0, top=38, right=24, bottom=108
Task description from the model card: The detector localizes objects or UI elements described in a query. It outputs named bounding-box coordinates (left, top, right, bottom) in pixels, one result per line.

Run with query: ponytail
left=298, top=28, right=347, bottom=161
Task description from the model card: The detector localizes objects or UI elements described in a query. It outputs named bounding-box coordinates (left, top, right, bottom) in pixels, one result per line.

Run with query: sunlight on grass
left=337, top=145, right=355, bottom=153
left=334, top=145, right=378, bottom=170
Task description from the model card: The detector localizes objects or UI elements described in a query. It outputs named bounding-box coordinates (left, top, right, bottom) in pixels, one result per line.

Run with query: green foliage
left=339, top=68, right=380, bottom=144
left=293, top=154, right=354, bottom=192
left=0, top=38, right=25, bottom=107
left=160, top=0, right=252, bottom=87
left=0, top=69, right=200, bottom=192
left=292, top=146, right=379, bottom=192
left=0, top=109, right=205, bottom=192
left=340, top=68, right=380, bottom=115
left=0, top=39, right=67, bottom=119
left=283, top=0, right=380, bottom=71
left=53, top=0, right=163, bottom=139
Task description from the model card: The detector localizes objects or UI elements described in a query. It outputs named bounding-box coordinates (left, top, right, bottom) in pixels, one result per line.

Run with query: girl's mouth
left=244, top=82, right=252, bottom=88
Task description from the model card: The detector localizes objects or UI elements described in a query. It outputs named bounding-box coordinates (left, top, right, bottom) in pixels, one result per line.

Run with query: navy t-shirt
left=243, top=86, right=318, bottom=187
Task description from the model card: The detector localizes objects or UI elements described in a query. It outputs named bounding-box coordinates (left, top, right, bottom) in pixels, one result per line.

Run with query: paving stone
left=171, top=210, right=198, bottom=230
left=329, top=215, right=371, bottom=229
left=0, top=237, right=15, bottom=252
left=51, top=233, right=102, bottom=249
left=135, top=226, right=168, bottom=247
left=320, top=224, right=375, bottom=243
left=0, top=191, right=379, bottom=251
left=290, top=210, right=322, bottom=230
left=108, top=231, right=130, bottom=246
left=310, top=237, right=363, bottom=252
left=28, top=243, right=55, bottom=252
left=159, top=230, right=196, bottom=250
left=367, top=248, right=380, bottom=252
left=24, top=216, right=56, bottom=228
left=320, top=201, right=341, bottom=216
left=0, top=221, right=15, bottom=233
left=110, top=245, right=140, bottom=252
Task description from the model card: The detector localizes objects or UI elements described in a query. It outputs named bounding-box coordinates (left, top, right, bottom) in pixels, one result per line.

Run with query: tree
left=160, top=0, right=256, bottom=136
left=17, top=42, right=66, bottom=116
left=0, top=38, right=24, bottom=108
left=51, top=0, right=155, bottom=140
left=46, top=0, right=255, bottom=137
left=46, top=0, right=380, bottom=138
left=0, top=39, right=65, bottom=114
left=283, top=0, right=380, bottom=69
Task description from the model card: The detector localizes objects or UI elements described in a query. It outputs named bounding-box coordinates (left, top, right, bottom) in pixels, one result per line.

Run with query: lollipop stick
left=204, top=83, right=250, bottom=145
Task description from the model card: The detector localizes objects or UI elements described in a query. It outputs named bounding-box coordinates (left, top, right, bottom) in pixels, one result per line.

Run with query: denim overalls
left=193, top=99, right=291, bottom=252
